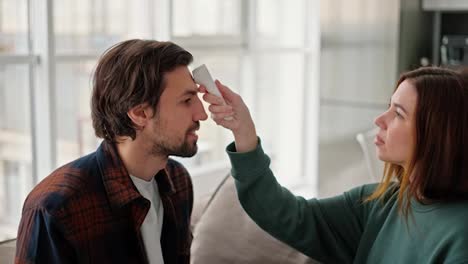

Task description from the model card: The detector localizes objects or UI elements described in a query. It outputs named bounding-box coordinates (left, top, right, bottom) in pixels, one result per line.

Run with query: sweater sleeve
left=227, top=139, right=375, bottom=264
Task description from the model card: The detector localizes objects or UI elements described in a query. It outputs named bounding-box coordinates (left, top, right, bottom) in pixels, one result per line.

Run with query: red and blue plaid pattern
left=15, top=141, right=193, bottom=264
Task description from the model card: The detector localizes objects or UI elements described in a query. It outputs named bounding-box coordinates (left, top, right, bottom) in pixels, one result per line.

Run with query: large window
left=53, top=0, right=163, bottom=163
left=54, top=0, right=156, bottom=54
left=0, top=0, right=33, bottom=241
left=172, top=0, right=241, bottom=38
left=55, top=61, right=97, bottom=165
left=173, top=0, right=320, bottom=190
left=0, top=0, right=321, bottom=241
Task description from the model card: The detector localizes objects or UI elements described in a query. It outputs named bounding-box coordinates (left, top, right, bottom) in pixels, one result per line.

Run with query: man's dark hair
left=91, top=39, right=193, bottom=142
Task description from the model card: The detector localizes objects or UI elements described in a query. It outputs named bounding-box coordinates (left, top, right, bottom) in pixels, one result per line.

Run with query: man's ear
left=127, top=104, right=154, bottom=129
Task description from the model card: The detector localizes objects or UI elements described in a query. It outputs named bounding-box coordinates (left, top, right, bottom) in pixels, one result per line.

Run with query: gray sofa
left=0, top=175, right=318, bottom=264
left=0, top=239, right=15, bottom=263
left=191, top=175, right=318, bottom=264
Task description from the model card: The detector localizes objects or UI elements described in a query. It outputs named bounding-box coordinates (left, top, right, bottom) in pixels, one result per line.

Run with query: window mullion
left=302, top=0, right=321, bottom=196
left=29, top=0, right=57, bottom=182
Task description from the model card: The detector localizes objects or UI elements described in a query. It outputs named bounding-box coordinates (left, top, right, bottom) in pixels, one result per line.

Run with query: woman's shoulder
left=346, top=182, right=399, bottom=201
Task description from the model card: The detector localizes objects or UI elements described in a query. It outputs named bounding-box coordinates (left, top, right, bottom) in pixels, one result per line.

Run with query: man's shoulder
left=165, top=158, right=193, bottom=197
left=166, top=158, right=191, bottom=181
left=23, top=152, right=100, bottom=214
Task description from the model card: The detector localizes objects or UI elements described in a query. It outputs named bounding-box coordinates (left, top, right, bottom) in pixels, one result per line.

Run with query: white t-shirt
left=130, top=175, right=165, bottom=264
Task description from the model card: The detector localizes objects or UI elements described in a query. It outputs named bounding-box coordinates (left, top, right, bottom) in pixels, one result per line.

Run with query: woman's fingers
left=208, top=104, right=232, bottom=113
left=202, top=92, right=225, bottom=106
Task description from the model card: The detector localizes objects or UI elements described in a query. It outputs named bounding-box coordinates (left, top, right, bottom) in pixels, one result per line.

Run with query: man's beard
left=151, top=139, right=198, bottom=157
left=149, top=122, right=200, bottom=157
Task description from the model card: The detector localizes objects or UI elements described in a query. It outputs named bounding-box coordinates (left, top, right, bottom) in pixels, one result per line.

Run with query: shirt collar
left=96, top=141, right=176, bottom=210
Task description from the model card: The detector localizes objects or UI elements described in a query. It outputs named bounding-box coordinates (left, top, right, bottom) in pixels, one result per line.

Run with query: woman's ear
left=127, top=104, right=153, bottom=129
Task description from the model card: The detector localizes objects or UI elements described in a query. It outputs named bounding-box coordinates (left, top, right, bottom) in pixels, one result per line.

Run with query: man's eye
left=184, top=98, right=192, bottom=103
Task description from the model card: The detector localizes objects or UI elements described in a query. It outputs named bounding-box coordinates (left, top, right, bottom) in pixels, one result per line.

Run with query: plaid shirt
left=15, top=141, right=193, bottom=264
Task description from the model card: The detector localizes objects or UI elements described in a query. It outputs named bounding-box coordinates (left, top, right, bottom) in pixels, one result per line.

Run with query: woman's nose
left=374, top=112, right=386, bottom=129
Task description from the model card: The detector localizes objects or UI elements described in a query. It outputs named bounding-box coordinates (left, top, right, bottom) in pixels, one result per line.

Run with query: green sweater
left=226, top=141, right=468, bottom=264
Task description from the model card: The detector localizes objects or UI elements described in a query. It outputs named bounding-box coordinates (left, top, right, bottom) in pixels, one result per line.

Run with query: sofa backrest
left=190, top=175, right=319, bottom=264
left=0, top=239, right=15, bottom=263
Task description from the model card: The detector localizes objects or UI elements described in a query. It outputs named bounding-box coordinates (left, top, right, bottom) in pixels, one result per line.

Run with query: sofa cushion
left=191, top=175, right=319, bottom=264
left=0, top=239, right=16, bottom=263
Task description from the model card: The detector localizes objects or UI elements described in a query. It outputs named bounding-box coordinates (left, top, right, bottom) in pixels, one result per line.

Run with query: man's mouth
left=187, top=122, right=200, bottom=138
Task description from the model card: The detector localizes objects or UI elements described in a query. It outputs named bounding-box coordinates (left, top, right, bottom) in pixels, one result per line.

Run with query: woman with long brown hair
left=200, top=66, right=468, bottom=263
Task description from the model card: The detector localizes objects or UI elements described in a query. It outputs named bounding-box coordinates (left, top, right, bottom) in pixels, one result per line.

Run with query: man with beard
left=15, top=39, right=208, bottom=264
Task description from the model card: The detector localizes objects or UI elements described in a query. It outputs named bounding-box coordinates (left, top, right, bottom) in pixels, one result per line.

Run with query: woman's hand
left=199, top=80, right=258, bottom=152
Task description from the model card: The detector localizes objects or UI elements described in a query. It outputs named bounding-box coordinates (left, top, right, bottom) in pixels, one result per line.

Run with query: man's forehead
left=164, top=83, right=199, bottom=100
left=178, top=86, right=198, bottom=97
left=162, top=67, right=197, bottom=92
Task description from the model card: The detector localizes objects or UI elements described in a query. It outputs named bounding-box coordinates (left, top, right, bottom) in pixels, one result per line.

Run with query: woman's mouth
left=374, top=135, right=385, bottom=146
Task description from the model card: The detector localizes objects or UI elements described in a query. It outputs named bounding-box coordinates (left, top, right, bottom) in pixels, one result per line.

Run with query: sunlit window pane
left=55, top=61, right=100, bottom=166
left=256, top=54, right=305, bottom=185
left=54, top=0, right=153, bottom=54
left=172, top=0, right=241, bottom=37
left=0, top=0, right=28, bottom=54
left=0, top=64, right=32, bottom=241
left=256, top=0, right=305, bottom=47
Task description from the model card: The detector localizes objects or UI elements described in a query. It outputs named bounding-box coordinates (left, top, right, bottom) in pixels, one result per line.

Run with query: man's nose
left=194, top=98, right=208, bottom=121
